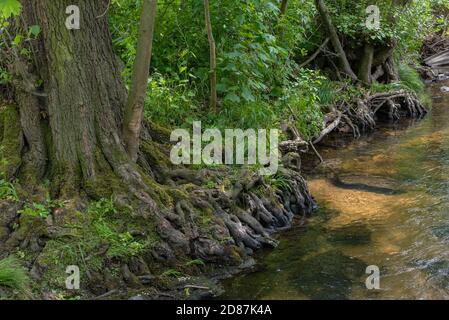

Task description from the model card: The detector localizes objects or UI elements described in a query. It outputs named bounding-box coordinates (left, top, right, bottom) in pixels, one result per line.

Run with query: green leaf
left=12, top=35, right=22, bottom=46
left=241, top=87, right=255, bottom=102
left=29, top=25, right=41, bottom=37
left=0, top=0, right=22, bottom=18
left=224, top=92, right=240, bottom=103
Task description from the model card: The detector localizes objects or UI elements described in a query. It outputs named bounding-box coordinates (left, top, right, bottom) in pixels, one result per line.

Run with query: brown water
left=222, top=82, right=449, bottom=299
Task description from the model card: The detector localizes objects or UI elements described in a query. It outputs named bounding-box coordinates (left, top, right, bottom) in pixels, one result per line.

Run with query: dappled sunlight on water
left=309, top=179, right=415, bottom=224
left=222, top=82, right=449, bottom=299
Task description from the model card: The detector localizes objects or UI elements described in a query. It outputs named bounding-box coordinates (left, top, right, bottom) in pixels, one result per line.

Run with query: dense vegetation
left=0, top=0, right=447, bottom=299
left=109, top=0, right=444, bottom=134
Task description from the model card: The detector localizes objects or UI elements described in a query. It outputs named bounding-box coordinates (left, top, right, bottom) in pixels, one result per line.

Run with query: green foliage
left=110, top=0, right=323, bottom=138
left=431, top=0, right=449, bottom=34
left=143, top=73, right=199, bottom=128
left=0, top=0, right=21, bottom=19
left=0, top=0, right=40, bottom=89
left=19, top=195, right=62, bottom=219
left=19, top=203, right=50, bottom=219
left=88, top=198, right=149, bottom=259
left=37, top=198, right=159, bottom=291
left=186, top=258, right=206, bottom=267
left=283, top=69, right=325, bottom=139
left=0, top=65, right=11, bottom=85
left=0, top=256, right=30, bottom=291
left=88, top=197, right=117, bottom=216
left=0, top=178, right=18, bottom=201
left=93, top=222, right=146, bottom=259
left=109, top=0, right=436, bottom=145
left=264, top=172, right=292, bottom=193
left=398, top=63, right=425, bottom=95
left=327, top=0, right=434, bottom=51
left=161, top=268, right=185, bottom=278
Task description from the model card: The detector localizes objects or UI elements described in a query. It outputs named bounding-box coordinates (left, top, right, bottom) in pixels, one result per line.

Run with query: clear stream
left=221, top=82, right=449, bottom=299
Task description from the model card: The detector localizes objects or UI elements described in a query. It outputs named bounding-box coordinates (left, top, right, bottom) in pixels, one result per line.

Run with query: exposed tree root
left=0, top=103, right=316, bottom=297
left=311, top=89, right=427, bottom=145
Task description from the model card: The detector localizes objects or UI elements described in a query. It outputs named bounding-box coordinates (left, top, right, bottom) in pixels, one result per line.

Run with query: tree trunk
left=280, top=0, right=288, bottom=17
left=204, top=0, right=217, bottom=111
left=358, top=44, right=374, bottom=85
left=315, top=0, right=357, bottom=80
left=372, top=42, right=396, bottom=67
left=123, top=0, right=158, bottom=162
left=383, top=56, right=399, bottom=82
left=21, top=0, right=138, bottom=197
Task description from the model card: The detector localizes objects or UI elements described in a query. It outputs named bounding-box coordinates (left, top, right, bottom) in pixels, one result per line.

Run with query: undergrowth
left=0, top=256, right=30, bottom=292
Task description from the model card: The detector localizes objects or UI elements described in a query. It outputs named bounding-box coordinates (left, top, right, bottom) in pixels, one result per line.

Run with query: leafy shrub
left=143, top=73, right=199, bottom=128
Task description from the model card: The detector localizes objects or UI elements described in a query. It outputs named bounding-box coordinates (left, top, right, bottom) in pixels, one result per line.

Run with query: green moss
left=0, top=105, right=22, bottom=179
left=141, top=140, right=171, bottom=171
left=5, top=214, right=48, bottom=250
left=147, top=120, right=173, bottom=143
left=35, top=199, right=160, bottom=292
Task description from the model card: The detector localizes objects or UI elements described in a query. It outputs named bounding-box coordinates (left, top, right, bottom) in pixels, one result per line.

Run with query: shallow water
left=221, top=82, right=449, bottom=300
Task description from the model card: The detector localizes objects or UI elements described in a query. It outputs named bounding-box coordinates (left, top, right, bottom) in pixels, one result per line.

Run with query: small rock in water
left=438, top=74, right=449, bottom=81
left=440, top=86, right=449, bottom=93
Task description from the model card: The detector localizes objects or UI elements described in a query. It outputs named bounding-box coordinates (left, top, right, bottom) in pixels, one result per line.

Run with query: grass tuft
left=0, top=256, right=30, bottom=291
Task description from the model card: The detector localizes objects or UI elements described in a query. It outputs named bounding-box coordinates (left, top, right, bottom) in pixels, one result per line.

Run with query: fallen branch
left=309, top=141, right=323, bottom=163
left=313, top=111, right=342, bottom=144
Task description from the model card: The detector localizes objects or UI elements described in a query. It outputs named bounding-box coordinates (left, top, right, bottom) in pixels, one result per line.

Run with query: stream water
left=221, top=82, right=449, bottom=300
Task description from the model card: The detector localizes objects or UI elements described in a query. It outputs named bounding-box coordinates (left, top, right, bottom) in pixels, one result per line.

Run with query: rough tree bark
left=204, top=0, right=217, bottom=111
left=358, top=44, right=374, bottom=85
left=8, top=0, right=162, bottom=205
left=123, top=0, right=158, bottom=162
left=31, top=0, right=129, bottom=196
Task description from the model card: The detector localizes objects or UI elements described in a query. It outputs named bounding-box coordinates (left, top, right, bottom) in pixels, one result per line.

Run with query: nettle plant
left=0, top=0, right=21, bottom=19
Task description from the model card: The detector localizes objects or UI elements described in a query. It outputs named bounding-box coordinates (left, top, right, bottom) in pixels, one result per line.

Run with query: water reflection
left=222, top=82, right=449, bottom=299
